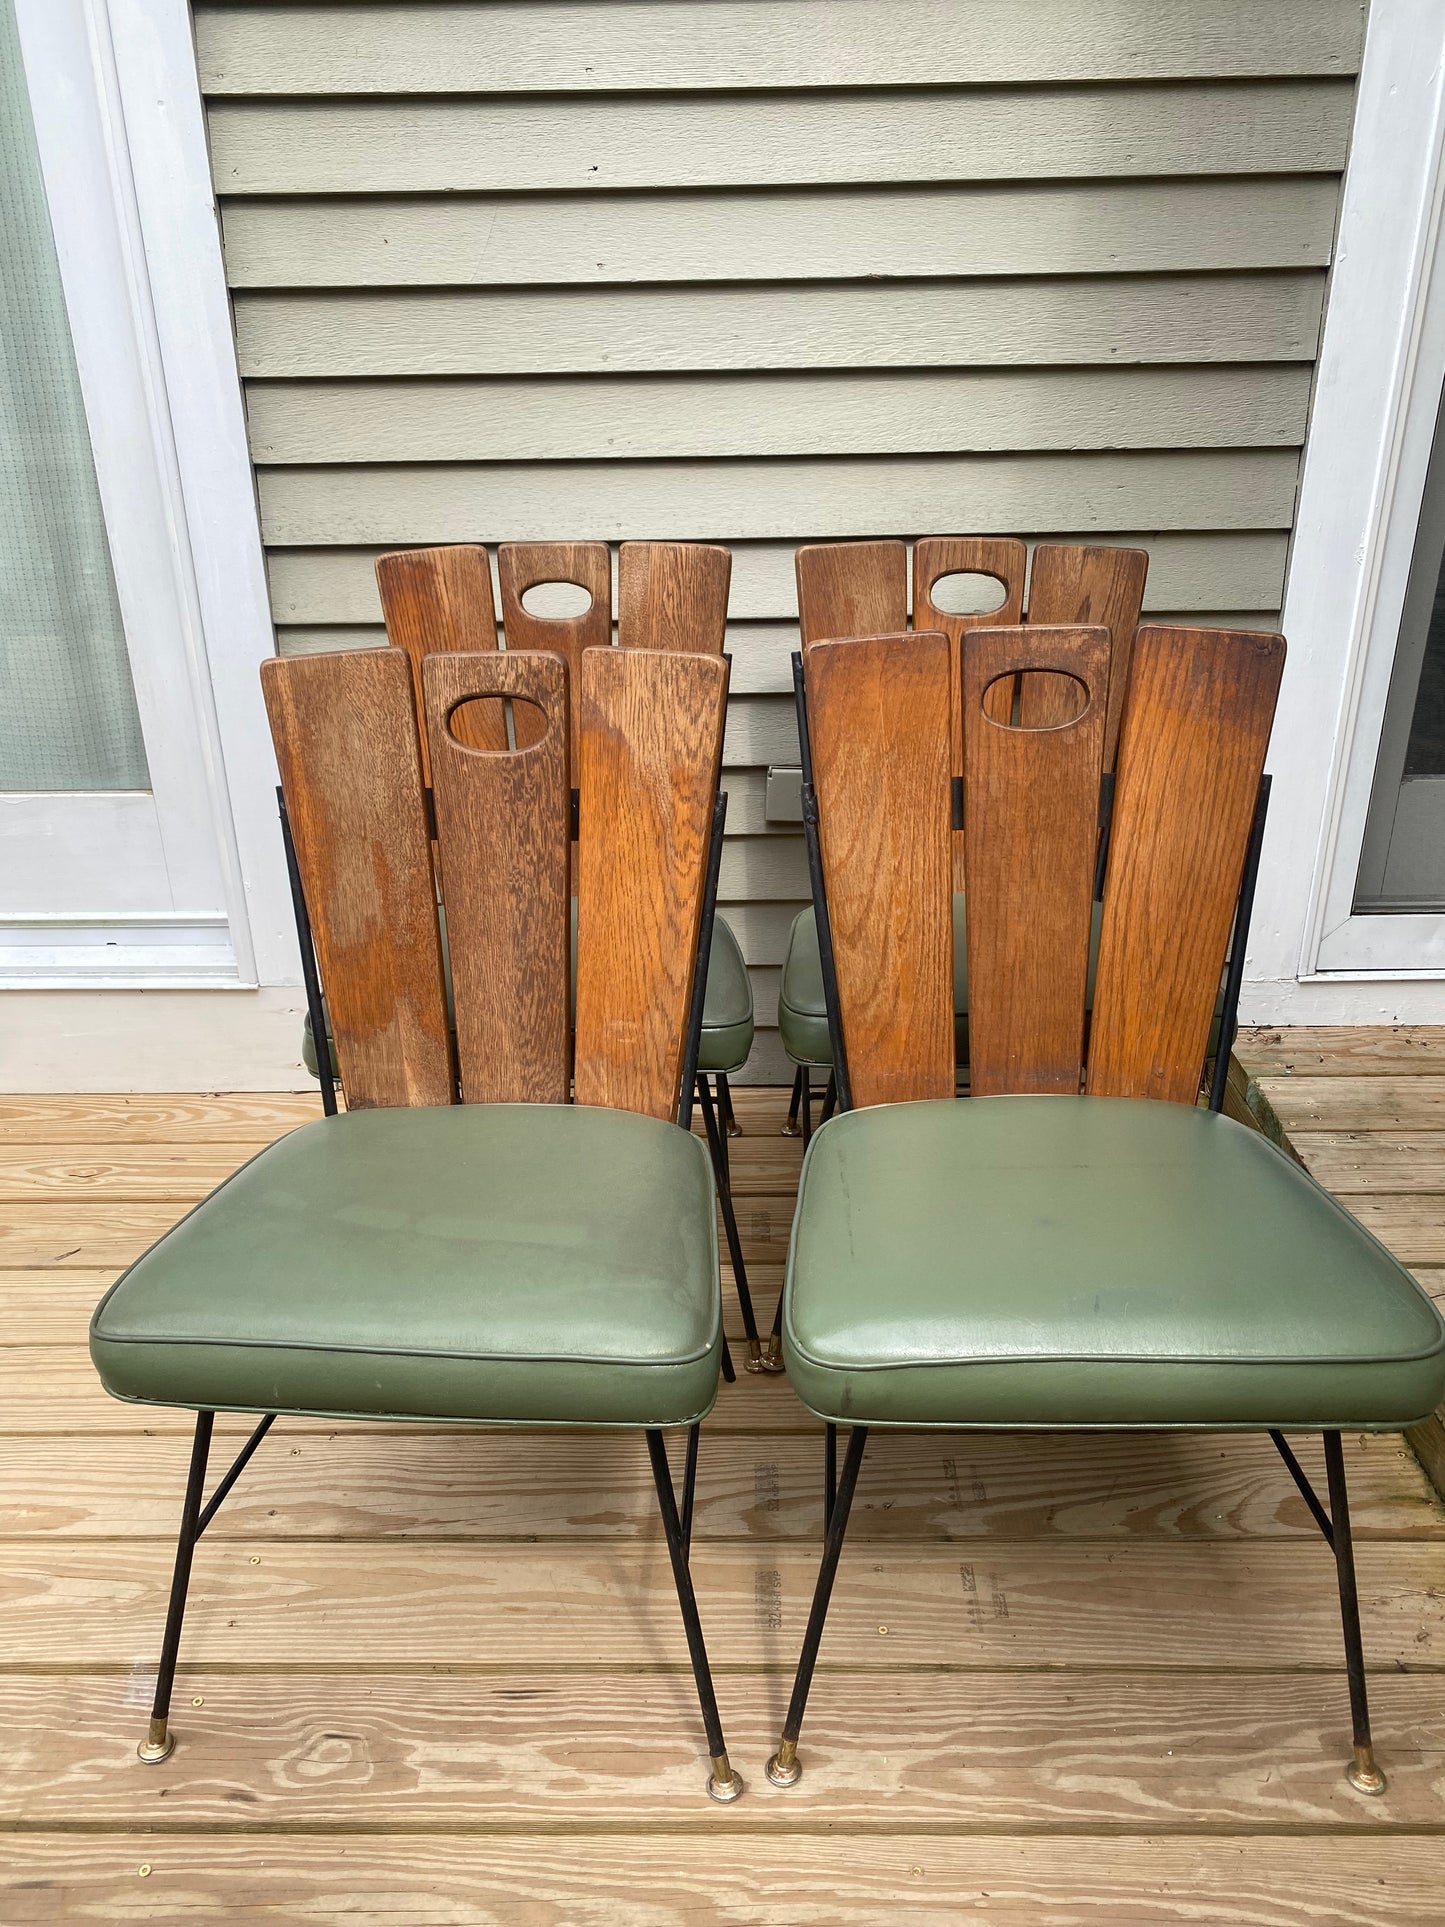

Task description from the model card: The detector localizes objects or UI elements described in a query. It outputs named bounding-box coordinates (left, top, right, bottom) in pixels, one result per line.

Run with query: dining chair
left=777, top=538, right=1147, bottom=1143
left=89, top=640, right=745, bottom=1802
left=299, top=539, right=769, bottom=1371
left=765, top=619, right=1445, bottom=1796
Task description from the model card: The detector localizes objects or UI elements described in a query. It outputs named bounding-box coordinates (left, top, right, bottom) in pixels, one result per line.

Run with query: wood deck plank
left=4, top=1541, right=1440, bottom=1671
left=1, top=1427, right=1435, bottom=1542
left=5, top=1833, right=1445, bottom=1927
left=5, top=1670, right=1443, bottom=1832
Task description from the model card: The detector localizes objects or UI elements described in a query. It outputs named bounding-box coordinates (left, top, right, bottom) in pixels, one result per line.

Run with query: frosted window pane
left=0, top=0, right=148, bottom=792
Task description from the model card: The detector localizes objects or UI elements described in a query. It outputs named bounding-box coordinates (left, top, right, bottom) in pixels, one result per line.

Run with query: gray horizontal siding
left=196, top=2, right=1364, bottom=93
left=203, top=0, right=1359, bottom=1077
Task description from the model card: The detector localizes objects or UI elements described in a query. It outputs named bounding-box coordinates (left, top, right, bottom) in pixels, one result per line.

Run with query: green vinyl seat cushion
left=779, top=897, right=970, bottom=1068
left=91, top=1104, right=722, bottom=1428
left=301, top=909, right=752, bottom=1080
left=783, top=1096, right=1445, bottom=1430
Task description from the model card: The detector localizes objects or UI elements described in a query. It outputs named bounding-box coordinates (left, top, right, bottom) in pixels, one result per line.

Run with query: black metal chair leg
left=799, top=1066, right=813, bottom=1146
left=646, top=1429, right=743, bottom=1804
left=782, top=1066, right=804, bottom=1138
left=824, top=1423, right=838, bottom=1529
left=717, top=1072, right=741, bottom=1138
left=1323, top=1431, right=1387, bottom=1795
left=681, top=1422, right=701, bottom=1559
left=767, top=1424, right=868, bottom=1788
left=698, top=1075, right=763, bottom=1371
left=139, top=1410, right=214, bottom=1762
left=819, top=1073, right=837, bottom=1124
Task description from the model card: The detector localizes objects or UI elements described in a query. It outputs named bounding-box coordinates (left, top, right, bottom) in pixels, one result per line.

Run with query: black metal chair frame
left=765, top=652, right=1387, bottom=1800
left=135, top=787, right=744, bottom=1804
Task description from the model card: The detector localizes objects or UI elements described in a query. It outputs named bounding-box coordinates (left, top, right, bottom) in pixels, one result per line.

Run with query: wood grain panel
left=796, top=540, right=908, bottom=645
left=260, top=650, right=453, bottom=1108
left=806, top=633, right=955, bottom=1105
left=1240, top=1025, right=1445, bottom=1075
left=423, top=651, right=571, bottom=1104
left=235, top=274, right=1327, bottom=377
left=1258, top=1076, right=1445, bottom=1133
left=617, top=541, right=730, bottom=654
left=219, top=178, right=1343, bottom=288
left=206, top=84, right=1353, bottom=196
left=1025, top=541, right=1150, bottom=763
left=196, top=2, right=1366, bottom=94
left=497, top=541, right=611, bottom=762
left=964, top=626, right=1109, bottom=1095
left=1088, top=625, right=1285, bottom=1103
left=374, top=544, right=504, bottom=770
left=258, top=452, right=1303, bottom=547
left=573, top=649, right=727, bottom=1119
left=914, top=534, right=1028, bottom=732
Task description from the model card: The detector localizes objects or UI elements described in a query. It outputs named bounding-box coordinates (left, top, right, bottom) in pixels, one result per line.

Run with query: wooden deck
left=2, top=1036, right=1444, bottom=1923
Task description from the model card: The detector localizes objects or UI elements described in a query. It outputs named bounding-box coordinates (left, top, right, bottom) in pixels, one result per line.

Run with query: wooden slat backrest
left=805, top=633, right=955, bottom=1107
left=497, top=542, right=613, bottom=762
left=375, top=546, right=506, bottom=773
left=422, top=651, right=571, bottom=1105
left=574, top=648, right=728, bottom=1120
left=1088, top=625, right=1285, bottom=1104
left=962, top=625, right=1109, bottom=1096
left=261, top=649, right=453, bottom=1109
left=796, top=540, right=908, bottom=647
left=1024, top=543, right=1149, bottom=765
left=913, top=536, right=1028, bottom=731
left=618, top=541, right=731, bottom=654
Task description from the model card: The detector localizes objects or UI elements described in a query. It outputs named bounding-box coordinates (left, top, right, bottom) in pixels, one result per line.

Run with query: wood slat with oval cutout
left=964, top=625, right=1109, bottom=1096
left=424, top=651, right=571, bottom=1104
left=913, top=535, right=1029, bottom=735
left=374, top=545, right=505, bottom=770
left=617, top=540, right=731, bottom=654
left=795, top=539, right=909, bottom=648
left=573, top=649, right=728, bottom=1120
left=1023, top=542, right=1150, bottom=763
left=806, top=632, right=955, bottom=1107
left=1088, top=624, right=1285, bottom=1104
left=497, top=541, right=613, bottom=761
left=261, top=649, right=452, bottom=1108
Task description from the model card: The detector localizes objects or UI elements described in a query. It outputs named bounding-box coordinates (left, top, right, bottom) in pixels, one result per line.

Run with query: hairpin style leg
left=697, top=1075, right=763, bottom=1372
left=645, top=1430, right=743, bottom=1804
left=1323, top=1431, right=1387, bottom=1795
left=716, top=1072, right=741, bottom=1139
left=782, top=1067, right=804, bottom=1138
left=138, top=1410, right=277, bottom=1763
left=767, top=1424, right=869, bottom=1788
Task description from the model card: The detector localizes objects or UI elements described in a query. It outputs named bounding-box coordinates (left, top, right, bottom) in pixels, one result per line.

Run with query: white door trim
left=8, top=0, right=292, bottom=989
left=1248, top=0, right=1445, bottom=1020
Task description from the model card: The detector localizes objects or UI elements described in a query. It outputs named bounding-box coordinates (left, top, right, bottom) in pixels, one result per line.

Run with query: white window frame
left=1247, top=0, right=1445, bottom=1022
left=8, top=0, right=292, bottom=989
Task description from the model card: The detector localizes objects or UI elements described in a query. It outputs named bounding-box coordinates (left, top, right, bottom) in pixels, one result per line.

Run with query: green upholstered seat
left=778, top=897, right=969, bottom=1068
left=92, top=1104, right=722, bottom=1428
left=302, top=909, right=752, bottom=1082
left=783, top=1096, right=1445, bottom=1430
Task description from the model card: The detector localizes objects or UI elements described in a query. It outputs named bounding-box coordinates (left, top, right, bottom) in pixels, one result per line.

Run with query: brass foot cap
left=744, top=1355, right=765, bottom=1375
left=766, top=1749, right=802, bottom=1789
left=759, top=1346, right=787, bottom=1376
left=707, top=1758, right=744, bottom=1804
left=780, top=1121, right=802, bottom=1138
left=1347, top=1748, right=1387, bottom=1796
left=137, top=1729, right=175, bottom=1765
left=725, top=1120, right=742, bottom=1139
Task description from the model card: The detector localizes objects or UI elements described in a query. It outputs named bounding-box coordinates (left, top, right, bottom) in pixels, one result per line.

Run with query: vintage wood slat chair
left=765, top=620, right=1445, bottom=1796
left=89, top=641, right=746, bottom=1802
left=299, top=539, right=770, bottom=1370
left=777, top=537, right=1148, bottom=1141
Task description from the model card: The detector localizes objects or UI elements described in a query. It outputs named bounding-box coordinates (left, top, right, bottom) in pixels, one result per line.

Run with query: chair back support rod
left=794, top=653, right=852, bottom=1112
left=1207, top=772, right=1273, bottom=1114
left=278, top=785, right=337, bottom=1117
left=678, top=789, right=729, bottom=1130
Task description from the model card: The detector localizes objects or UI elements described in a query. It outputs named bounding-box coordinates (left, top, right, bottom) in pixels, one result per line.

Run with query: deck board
left=3, top=1062, right=1444, bottom=1922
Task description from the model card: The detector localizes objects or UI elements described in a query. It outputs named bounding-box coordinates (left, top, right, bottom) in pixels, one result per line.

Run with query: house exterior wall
left=194, top=0, right=1367, bottom=1078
